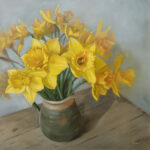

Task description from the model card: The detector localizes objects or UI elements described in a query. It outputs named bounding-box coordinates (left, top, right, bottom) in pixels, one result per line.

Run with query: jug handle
left=33, top=102, right=40, bottom=112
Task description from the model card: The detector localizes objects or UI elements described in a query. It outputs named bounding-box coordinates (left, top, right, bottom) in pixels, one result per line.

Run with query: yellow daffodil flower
left=16, top=20, right=28, bottom=39
left=92, top=57, right=113, bottom=100
left=55, top=5, right=74, bottom=22
left=40, top=10, right=55, bottom=24
left=5, top=69, right=46, bottom=104
left=64, top=11, right=74, bottom=22
left=21, top=38, right=60, bottom=70
left=44, top=38, right=61, bottom=54
left=32, top=18, right=55, bottom=39
left=0, top=30, right=15, bottom=55
left=55, top=6, right=74, bottom=31
left=44, top=22, right=55, bottom=37
left=71, top=18, right=86, bottom=33
left=21, top=46, right=49, bottom=70
left=21, top=38, right=68, bottom=89
left=92, top=67, right=113, bottom=100
left=65, top=18, right=86, bottom=39
left=63, top=38, right=96, bottom=83
left=112, top=56, right=135, bottom=97
left=32, top=18, right=46, bottom=39
left=78, top=30, right=95, bottom=48
left=40, top=6, right=74, bottom=33
left=95, top=20, right=115, bottom=59
left=0, top=30, right=7, bottom=54
left=8, top=20, right=28, bottom=54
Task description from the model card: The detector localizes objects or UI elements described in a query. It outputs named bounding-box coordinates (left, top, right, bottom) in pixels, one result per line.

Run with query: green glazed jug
left=37, top=96, right=83, bottom=142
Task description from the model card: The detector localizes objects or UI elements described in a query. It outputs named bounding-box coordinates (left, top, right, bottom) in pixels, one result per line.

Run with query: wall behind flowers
left=0, top=0, right=149, bottom=116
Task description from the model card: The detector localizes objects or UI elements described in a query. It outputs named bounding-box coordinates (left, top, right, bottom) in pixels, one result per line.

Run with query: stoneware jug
left=38, top=96, right=83, bottom=142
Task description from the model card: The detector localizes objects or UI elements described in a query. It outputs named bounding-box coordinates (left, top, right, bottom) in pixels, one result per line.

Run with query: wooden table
left=1, top=88, right=150, bottom=150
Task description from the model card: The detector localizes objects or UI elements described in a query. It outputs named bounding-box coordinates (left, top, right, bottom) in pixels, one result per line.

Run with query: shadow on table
left=74, top=88, right=119, bottom=135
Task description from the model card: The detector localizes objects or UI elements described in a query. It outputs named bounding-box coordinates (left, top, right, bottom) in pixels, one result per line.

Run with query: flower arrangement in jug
left=0, top=6, right=135, bottom=104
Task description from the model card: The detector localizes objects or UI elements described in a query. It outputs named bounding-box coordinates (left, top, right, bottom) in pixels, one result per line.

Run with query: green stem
left=57, top=85, right=63, bottom=100
left=60, top=70, right=65, bottom=95
left=67, top=73, right=74, bottom=97
left=64, top=68, right=70, bottom=81
left=44, top=87, right=53, bottom=100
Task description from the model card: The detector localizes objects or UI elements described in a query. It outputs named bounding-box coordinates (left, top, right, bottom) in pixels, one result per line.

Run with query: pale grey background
left=0, top=0, right=150, bottom=116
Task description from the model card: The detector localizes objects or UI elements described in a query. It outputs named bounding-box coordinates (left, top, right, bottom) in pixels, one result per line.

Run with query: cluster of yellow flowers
left=0, top=20, right=28, bottom=55
left=0, top=6, right=135, bottom=104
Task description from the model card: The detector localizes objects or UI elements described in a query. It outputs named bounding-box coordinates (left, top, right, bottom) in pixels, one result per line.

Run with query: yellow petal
left=48, top=54, right=68, bottom=75
left=70, top=66, right=82, bottom=78
left=111, top=81, right=120, bottom=97
left=84, top=68, right=96, bottom=83
left=96, top=20, right=103, bottom=35
left=69, top=38, right=83, bottom=54
left=30, top=77, right=44, bottom=92
left=103, top=50, right=111, bottom=60
left=31, top=38, right=42, bottom=48
left=60, top=43, right=68, bottom=55
left=70, top=66, right=96, bottom=83
left=64, top=24, right=69, bottom=39
left=92, top=84, right=107, bottom=101
left=114, top=56, right=124, bottom=74
left=92, top=84, right=99, bottom=101
left=95, top=45, right=111, bottom=59
left=28, top=70, right=47, bottom=78
left=8, top=69, right=18, bottom=76
left=44, top=74, right=57, bottom=89
left=95, top=57, right=106, bottom=72
left=45, top=38, right=60, bottom=54
left=88, top=43, right=96, bottom=53
left=40, top=10, right=55, bottom=24
left=63, top=38, right=84, bottom=62
left=117, top=69, right=135, bottom=86
left=17, top=40, right=24, bottom=54
left=104, top=26, right=111, bottom=34
left=5, top=84, right=25, bottom=94
left=18, top=19, right=23, bottom=25
left=23, top=87, right=37, bottom=104
left=55, top=5, right=61, bottom=16
left=32, top=19, right=45, bottom=40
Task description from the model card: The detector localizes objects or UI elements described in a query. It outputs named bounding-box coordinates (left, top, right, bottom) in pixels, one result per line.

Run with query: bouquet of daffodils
left=0, top=6, right=135, bottom=104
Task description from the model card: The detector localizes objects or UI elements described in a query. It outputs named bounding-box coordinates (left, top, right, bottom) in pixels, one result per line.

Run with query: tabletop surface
left=0, top=88, right=150, bottom=150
